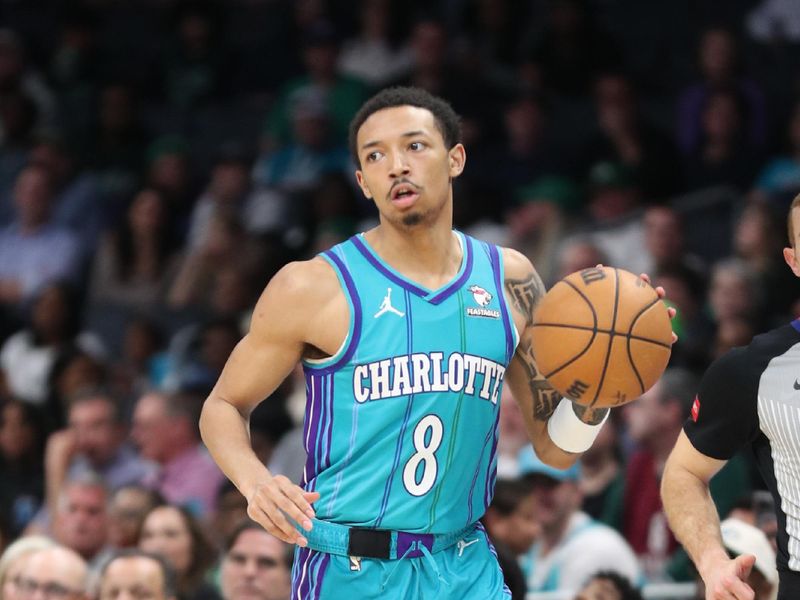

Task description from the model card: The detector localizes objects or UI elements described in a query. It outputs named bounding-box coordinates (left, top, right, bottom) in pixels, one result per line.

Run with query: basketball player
left=199, top=87, right=666, bottom=599
left=661, top=195, right=800, bottom=600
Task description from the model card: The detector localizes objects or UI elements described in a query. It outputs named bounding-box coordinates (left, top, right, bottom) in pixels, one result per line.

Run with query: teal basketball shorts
left=290, top=521, right=511, bottom=599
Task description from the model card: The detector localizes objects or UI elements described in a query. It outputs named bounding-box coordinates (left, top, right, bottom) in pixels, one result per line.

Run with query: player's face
left=783, top=206, right=800, bottom=278
left=355, top=105, right=465, bottom=229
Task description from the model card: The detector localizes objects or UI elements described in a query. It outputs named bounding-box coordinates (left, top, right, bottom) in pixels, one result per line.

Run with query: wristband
left=547, top=398, right=609, bottom=453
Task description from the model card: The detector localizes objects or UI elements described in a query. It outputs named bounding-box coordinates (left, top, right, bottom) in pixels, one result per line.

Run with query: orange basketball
left=531, top=266, right=672, bottom=408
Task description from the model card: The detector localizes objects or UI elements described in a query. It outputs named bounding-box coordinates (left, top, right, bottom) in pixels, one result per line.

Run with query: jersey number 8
left=403, top=414, right=444, bottom=496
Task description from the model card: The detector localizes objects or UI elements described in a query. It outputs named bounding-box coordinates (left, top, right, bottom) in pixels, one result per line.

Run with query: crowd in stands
left=2, top=0, right=800, bottom=598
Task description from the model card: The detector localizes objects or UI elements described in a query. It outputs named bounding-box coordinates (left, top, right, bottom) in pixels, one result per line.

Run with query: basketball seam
left=590, top=269, right=620, bottom=407
left=626, top=295, right=663, bottom=394
left=541, top=280, right=599, bottom=380
left=532, top=322, right=672, bottom=349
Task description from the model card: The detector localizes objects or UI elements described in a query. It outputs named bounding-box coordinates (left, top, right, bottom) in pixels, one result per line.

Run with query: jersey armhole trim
left=488, top=244, right=520, bottom=362
left=301, top=250, right=362, bottom=374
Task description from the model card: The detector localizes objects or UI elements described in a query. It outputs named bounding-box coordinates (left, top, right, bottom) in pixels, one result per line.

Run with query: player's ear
left=784, top=246, right=800, bottom=277
left=448, top=143, right=466, bottom=178
left=355, top=170, right=373, bottom=200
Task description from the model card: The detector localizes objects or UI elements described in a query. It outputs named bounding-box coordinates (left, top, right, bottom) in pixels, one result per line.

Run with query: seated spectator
left=51, top=474, right=111, bottom=565
left=220, top=520, right=292, bottom=600
left=89, top=187, right=180, bottom=314
left=211, top=483, right=248, bottom=548
left=753, top=100, right=800, bottom=205
left=677, top=27, right=766, bottom=156
left=97, top=549, right=177, bottom=600
left=0, top=282, right=104, bottom=406
left=44, top=346, right=108, bottom=430
left=132, top=391, right=224, bottom=516
left=574, top=571, right=643, bottom=600
left=642, top=205, right=707, bottom=283
left=518, top=448, right=640, bottom=594
left=0, top=399, right=46, bottom=536
left=44, top=388, right=154, bottom=518
left=0, top=536, right=55, bottom=600
left=139, top=505, right=220, bottom=600
left=708, top=258, right=763, bottom=327
left=17, top=545, right=88, bottom=600
left=0, top=166, right=81, bottom=309
left=579, top=417, right=624, bottom=525
left=108, top=485, right=162, bottom=550
left=553, top=238, right=608, bottom=284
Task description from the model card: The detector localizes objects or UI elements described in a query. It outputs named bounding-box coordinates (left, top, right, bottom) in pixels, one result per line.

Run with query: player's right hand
left=246, top=474, right=320, bottom=546
left=703, top=554, right=756, bottom=600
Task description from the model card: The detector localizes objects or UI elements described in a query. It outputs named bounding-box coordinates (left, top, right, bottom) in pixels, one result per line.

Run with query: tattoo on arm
left=505, top=271, right=546, bottom=326
left=518, top=340, right=561, bottom=421
left=571, top=403, right=610, bottom=425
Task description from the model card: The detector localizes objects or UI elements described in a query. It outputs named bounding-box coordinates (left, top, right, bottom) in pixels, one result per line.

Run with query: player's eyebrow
left=360, top=130, right=428, bottom=151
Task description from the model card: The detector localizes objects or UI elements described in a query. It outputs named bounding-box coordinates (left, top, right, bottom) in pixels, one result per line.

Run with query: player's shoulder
left=258, top=257, right=341, bottom=313
left=498, top=246, right=536, bottom=281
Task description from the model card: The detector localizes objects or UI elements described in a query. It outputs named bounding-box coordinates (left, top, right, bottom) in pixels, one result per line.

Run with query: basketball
left=531, top=266, right=672, bottom=408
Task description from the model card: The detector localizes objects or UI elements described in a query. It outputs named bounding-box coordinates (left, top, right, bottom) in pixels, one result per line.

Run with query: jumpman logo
left=374, top=287, right=405, bottom=318
left=457, top=538, right=479, bottom=557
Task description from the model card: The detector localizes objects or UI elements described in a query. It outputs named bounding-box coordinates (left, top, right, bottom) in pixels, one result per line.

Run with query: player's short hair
left=788, top=192, right=800, bottom=248
left=348, top=86, right=462, bottom=168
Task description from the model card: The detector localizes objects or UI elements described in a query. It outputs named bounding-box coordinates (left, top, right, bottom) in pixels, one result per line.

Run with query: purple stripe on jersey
left=466, top=426, right=495, bottom=524
left=312, top=553, right=331, bottom=599
left=315, top=376, right=326, bottom=474
left=292, top=547, right=312, bottom=600
left=792, top=319, right=800, bottom=334
left=428, top=234, right=474, bottom=305
left=350, top=235, right=430, bottom=297
left=397, top=532, right=434, bottom=558
left=302, top=374, right=324, bottom=489
left=308, top=250, right=362, bottom=376
left=488, top=243, right=515, bottom=363
left=324, top=375, right=334, bottom=469
left=484, top=414, right=501, bottom=508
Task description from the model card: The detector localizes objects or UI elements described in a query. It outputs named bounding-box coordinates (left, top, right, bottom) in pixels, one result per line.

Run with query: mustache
left=387, top=178, right=421, bottom=200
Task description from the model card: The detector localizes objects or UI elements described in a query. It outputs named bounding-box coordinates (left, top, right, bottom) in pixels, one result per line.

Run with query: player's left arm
left=501, top=248, right=607, bottom=469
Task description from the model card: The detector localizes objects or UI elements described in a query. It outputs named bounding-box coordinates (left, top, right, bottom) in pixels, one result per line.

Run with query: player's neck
left=366, top=220, right=461, bottom=287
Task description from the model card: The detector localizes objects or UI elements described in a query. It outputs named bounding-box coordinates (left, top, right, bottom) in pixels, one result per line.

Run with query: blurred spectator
left=0, top=282, right=103, bottom=406
left=220, top=520, right=292, bottom=600
left=17, top=545, right=88, bottom=600
left=554, top=237, right=607, bottom=283
left=167, top=215, right=261, bottom=313
left=574, top=570, right=643, bottom=600
left=677, top=27, right=766, bottom=156
left=144, top=136, right=194, bottom=224
left=682, top=89, right=764, bottom=192
left=747, top=0, right=800, bottom=42
left=0, top=399, right=46, bottom=536
left=161, top=319, right=240, bottom=394
left=708, top=258, right=763, bottom=326
left=111, top=319, right=168, bottom=401
left=523, top=0, right=623, bottom=97
left=582, top=72, right=681, bottom=200
left=0, top=90, right=38, bottom=207
left=337, top=0, right=412, bottom=87
left=139, top=505, right=220, bottom=600
left=97, top=550, right=177, bottom=600
left=44, top=388, right=154, bottom=519
left=132, top=391, right=224, bottom=515
left=108, top=485, right=162, bottom=550
left=620, top=369, right=750, bottom=582
left=51, top=474, right=110, bottom=564
left=86, top=84, right=148, bottom=210
left=29, top=136, right=103, bottom=256
left=0, top=167, right=81, bottom=308
left=482, top=479, right=536, bottom=600
left=44, top=347, right=108, bottom=431
left=734, top=201, right=800, bottom=321
left=211, top=483, right=248, bottom=548
left=0, top=536, right=55, bottom=600
left=518, top=448, right=640, bottom=594
left=495, top=387, right=531, bottom=479
left=89, top=187, right=180, bottom=314
left=753, top=101, right=800, bottom=205
left=254, top=88, right=350, bottom=194
left=263, top=20, right=367, bottom=148
left=579, top=418, right=623, bottom=525
left=158, top=2, right=230, bottom=110
left=0, top=29, right=56, bottom=133
left=642, top=205, right=707, bottom=282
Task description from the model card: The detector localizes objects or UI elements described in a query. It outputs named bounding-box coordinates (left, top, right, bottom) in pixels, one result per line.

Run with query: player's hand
left=702, top=554, right=756, bottom=600
left=246, top=474, right=320, bottom=546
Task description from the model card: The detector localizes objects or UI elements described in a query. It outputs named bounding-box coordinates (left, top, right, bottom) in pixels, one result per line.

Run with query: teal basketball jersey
left=301, top=231, right=518, bottom=534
